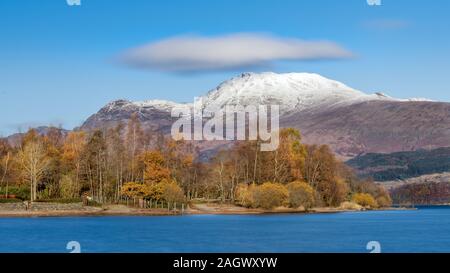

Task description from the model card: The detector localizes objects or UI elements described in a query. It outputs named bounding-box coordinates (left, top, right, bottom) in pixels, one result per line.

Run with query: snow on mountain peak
left=404, top=97, right=435, bottom=102
left=202, top=72, right=394, bottom=113
left=103, top=99, right=186, bottom=112
left=132, top=99, right=186, bottom=111
left=104, top=72, right=432, bottom=115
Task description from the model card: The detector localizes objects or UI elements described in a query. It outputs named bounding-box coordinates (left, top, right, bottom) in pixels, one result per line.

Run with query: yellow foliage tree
left=280, top=128, right=307, bottom=181
left=61, top=131, right=86, bottom=193
left=140, top=151, right=171, bottom=184
left=18, top=137, right=49, bottom=201
left=253, top=182, right=288, bottom=209
left=376, top=195, right=392, bottom=208
left=121, top=182, right=146, bottom=199
left=235, top=184, right=256, bottom=208
left=145, top=182, right=165, bottom=201
left=59, top=174, right=79, bottom=199
left=352, top=193, right=378, bottom=208
left=162, top=181, right=185, bottom=204
left=286, top=181, right=315, bottom=209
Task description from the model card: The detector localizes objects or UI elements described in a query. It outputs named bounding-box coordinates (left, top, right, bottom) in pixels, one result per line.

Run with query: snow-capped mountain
left=82, top=99, right=179, bottom=132
left=103, top=99, right=186, bottom=112
left=81, top=72, right=450, bottom=158
left=90, top=72, right=426, bottom=116
left=201, top=72, right=394, bottom=113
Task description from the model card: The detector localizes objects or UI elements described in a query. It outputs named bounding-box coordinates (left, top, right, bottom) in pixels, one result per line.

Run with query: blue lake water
left=1, top=206, right=450, bottom=253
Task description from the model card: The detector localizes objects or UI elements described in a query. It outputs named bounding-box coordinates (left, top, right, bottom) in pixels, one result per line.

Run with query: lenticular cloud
left=119, top=33, right=354, bottom=72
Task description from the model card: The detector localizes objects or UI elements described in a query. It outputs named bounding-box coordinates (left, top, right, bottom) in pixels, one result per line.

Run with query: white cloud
left=119, top=33, right=354, bottom=72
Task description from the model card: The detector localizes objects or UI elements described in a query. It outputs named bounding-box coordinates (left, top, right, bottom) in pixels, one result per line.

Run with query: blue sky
left=0, top=0, right=449, bottom=135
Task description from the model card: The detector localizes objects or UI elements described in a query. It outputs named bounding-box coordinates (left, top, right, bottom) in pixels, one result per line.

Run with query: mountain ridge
left=92, top=72, right=431, bottom=116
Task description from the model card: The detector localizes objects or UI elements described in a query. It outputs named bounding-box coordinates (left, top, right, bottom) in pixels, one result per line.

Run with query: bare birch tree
left=1, top=151, right=10, bottom=198
left=18, top=140, right=49, bottom=201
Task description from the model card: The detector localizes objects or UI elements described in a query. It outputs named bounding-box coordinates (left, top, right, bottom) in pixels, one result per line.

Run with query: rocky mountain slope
left=282, top=100, right=450, bottom=158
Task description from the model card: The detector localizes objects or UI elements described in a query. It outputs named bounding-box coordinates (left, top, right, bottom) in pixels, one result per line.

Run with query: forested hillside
left=390, top=182, right=450, bottom=205
left=347, top=148, right=450, bottom=182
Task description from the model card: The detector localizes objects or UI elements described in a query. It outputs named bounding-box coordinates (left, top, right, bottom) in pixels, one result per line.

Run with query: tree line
left=0, top=115, right=391, bottom=209
left=390, top=182, right=450, bottom=205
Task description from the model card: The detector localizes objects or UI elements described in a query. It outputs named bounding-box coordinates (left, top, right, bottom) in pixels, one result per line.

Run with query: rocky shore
left=0, top=203, right=179, bottom=217
left=0, top=202, right=412, bottom=218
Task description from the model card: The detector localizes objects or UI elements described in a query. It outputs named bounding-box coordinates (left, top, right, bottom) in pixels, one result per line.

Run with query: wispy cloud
left=118, top=33, right=354, bottom=73
left=363, top=19, right=411, bottom=30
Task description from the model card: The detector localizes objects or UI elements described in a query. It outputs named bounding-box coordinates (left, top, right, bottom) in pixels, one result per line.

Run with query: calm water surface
left=1, top=206, right=449, bottom=253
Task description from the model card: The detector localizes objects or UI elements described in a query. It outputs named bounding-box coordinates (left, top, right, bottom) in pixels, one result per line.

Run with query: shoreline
left=0, top=203, right=415, bottom=218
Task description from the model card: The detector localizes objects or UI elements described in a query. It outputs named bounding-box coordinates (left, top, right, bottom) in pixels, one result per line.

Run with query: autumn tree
left=352, top=193, right=378, bottom=208
left=59, top=174, right=79, bottom=198
left=304, top=145, right=349, bottom=206
left=233, top=141, right=258, bottom=185
left=141, top=150, right=171, bottom=184
left=125, top=113, right=144, bottom=182
left=212, top=151, right=228, bottom=202
left=266, top=128, right=307, bottom=183
left=82, top=130, right=108, bottom=202
left=162, top=181, right=185, bottom=205
left=286, top=181, right=315, bottom=209
left=235, top=183, right=256, bottom=208
left=146, top=182, right=165, bottom=202
left=27, top=127, right=67, bottom=199
left=376, top=194, right=392, bottom=208
left=252, top=182, right=288, bottom=209
left=161, top=138, right=197, bottom=199
left=106, top=124, right=126, bottom=201
left=120, top=182, right=149, bottom=206
left=349, top=177, right=392, bottom=208
left=121, top=182, right=143, bottom=200
left=211, top=141, right=263, bottom=202
left=0, top=139, right=12, bottom=197
left=61, top=131, right=86, bottom=198
left=18, top=135, right=49, bottom=201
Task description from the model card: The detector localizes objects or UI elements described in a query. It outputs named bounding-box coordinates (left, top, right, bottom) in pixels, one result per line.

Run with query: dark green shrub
left=0, top=187, right=30, bottom=201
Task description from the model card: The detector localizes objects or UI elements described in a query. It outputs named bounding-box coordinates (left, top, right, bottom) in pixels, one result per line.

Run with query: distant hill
left=4, top=126, right=69, bottom=146
left=347, top=147, right=450, bottom=182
